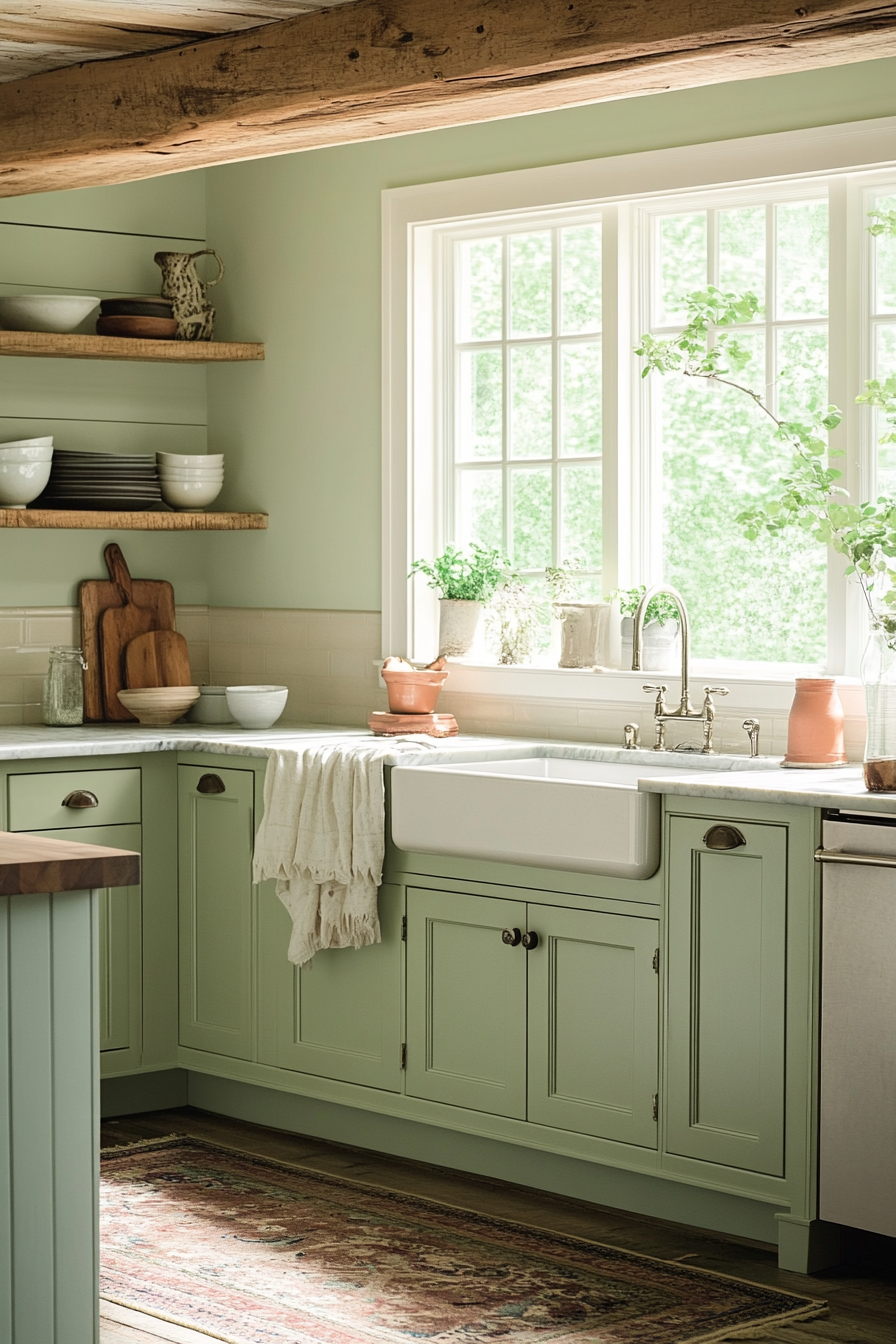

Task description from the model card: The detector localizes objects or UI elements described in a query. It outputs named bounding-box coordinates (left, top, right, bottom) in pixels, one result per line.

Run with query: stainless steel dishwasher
left=817, top=812, right=896, bottom=1238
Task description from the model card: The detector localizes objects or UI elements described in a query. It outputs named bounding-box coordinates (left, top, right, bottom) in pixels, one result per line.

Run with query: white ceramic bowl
left=0, top=446, right=53, bottom=462
left=225, top=685, right=288, bottom=730
left=0, top=436, right=53, bottom=448
left=188, top=686, right=235, bottom=725
left=0, top=458, right=52, bottom=507
left=158, top=467, right=224, bottom=480
left=0, top=295, right=99, bottom=334
left=117, top=686, right=200, bottom=725
left=160, top=477, right=223, bottom=510
left=157, top=452, right=224, bottom=468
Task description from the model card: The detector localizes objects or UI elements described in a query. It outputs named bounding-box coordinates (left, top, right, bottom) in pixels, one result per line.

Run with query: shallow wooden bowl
left=96, top=315, right=178, bottom=340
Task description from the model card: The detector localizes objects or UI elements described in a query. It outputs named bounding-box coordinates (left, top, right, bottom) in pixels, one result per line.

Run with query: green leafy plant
left=409, top=544, right=507, bottom=603
left=635, top=224, right=896, bottom=638
left=611, top=585, right=681, bottom=626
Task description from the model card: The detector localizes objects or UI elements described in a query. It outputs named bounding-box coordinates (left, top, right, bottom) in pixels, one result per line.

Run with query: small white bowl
left=159, top=467, right=224, bottom=480
left=0, top=458, right=52, bottom=507
left=160, top=477, right=223, bottom=510
left=157, top=452, right=224, bottom=467
left=225, top=685, right=288, bottom=730
left=0, top=446, right=53, bottom=462
left=0, top=295, right=99, bottom=333
left=188, top=686, right=235, bottom=724
left=0, top=436, right=53, bottom=448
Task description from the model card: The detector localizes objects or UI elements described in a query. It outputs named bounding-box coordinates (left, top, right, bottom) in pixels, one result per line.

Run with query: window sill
left=378, top=660, right=865, bottom=718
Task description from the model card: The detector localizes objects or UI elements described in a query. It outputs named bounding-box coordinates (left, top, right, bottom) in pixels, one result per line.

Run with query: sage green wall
left=0, top=174, right=213, bottom=606
left=204, top=56, right=896, bottom=611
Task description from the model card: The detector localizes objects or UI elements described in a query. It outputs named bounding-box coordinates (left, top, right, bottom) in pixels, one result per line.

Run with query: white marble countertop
left=0, top=723, right=889, bottom=812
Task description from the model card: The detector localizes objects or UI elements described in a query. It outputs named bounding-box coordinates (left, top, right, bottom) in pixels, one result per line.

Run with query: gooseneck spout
left=631, top=584, right=694, bottom=717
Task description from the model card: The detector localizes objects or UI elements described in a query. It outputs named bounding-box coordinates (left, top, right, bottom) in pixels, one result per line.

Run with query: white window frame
left=382, top=116, right=896, bottom=710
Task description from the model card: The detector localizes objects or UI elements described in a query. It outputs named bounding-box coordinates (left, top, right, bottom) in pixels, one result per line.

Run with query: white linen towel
left=252, top=739, right=404, bottom=967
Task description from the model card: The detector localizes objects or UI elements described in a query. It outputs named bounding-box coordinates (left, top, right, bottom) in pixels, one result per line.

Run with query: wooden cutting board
left=125, top=629, right=192, bottom=689
left=80, top=545, right=176, bottom=720
left=101, top=546, right=159, bottom=720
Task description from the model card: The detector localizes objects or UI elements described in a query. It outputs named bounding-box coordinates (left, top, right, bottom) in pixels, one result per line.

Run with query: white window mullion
left=827, top=176, right=852, bottom=675
left=602, top=204, right=624, bottom=596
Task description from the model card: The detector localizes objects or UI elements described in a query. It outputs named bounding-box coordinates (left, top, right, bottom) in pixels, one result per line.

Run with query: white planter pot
left=556, top=602, right=611, bottom=668
left=620, top=616, right=681, bottom=672
left=438, top=599, right=483, bottom=657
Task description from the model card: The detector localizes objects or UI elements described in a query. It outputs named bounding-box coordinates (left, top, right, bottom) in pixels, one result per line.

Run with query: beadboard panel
left=0, top=417, right=207, bottom=455
left=0, top=355, right=206, bottom=424
left=0, top=223, right=209, bottom=300
left=0, top=888, right=100, bottom=1344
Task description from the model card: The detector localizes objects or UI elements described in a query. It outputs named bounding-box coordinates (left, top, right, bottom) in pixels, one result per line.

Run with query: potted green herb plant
left=545, top=563, right=611, bottom=668
left=613, top=586, right=682, bottom=672
left=409, top=544, right=507, bottom=657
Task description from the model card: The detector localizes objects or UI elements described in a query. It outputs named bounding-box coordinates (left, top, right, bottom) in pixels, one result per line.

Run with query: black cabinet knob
left=521, top=931, right=539, bottom=950
left=197, top=774, right=226, bottom=795
left=61, top=790, right=99, bottom=809
left=501, top=927, right=521, bottom=946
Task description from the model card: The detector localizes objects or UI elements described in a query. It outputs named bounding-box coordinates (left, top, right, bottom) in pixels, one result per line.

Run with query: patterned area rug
left=100, top=1137, right=825, bottom=1344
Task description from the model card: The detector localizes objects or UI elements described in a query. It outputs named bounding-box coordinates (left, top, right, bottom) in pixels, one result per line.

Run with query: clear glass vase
left=862, top=624, right=896, bottom=791
left=41, top=646, right=87, bottom=726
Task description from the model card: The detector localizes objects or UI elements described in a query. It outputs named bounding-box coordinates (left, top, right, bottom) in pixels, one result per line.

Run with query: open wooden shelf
left=0, top=509, right=268, bottom=530
left=0, top=330, right=264, bottom=362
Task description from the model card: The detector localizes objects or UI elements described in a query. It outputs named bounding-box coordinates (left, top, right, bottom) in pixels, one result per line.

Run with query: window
left=451, top=224, right=604, bottom=625
left=383, top=121, right=896, bottom=683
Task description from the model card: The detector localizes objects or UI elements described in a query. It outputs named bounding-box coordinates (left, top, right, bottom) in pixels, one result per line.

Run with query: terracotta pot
left=382, top=668, right=449, bottom=714
left=784, top=678, right=847, bottom=767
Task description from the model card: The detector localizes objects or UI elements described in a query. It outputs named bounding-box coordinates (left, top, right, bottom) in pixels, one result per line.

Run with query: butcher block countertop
left=0, top=831, right=140, bottom=896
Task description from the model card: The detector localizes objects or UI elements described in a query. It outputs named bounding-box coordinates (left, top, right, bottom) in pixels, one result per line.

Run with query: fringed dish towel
left=253, top=739, right=406, bottom=966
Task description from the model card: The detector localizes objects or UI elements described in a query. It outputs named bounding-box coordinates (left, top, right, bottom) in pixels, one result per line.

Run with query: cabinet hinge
left=400, top=1043, right=407, bottom=1069
left=652, top=1093, right=659, bottom=1122
left=652, top=947, right=660, bottom=974
left=401, top=915, right=407, bottom=941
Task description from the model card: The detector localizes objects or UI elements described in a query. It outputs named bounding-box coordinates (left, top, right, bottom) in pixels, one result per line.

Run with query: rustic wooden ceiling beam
left=2, top=0, right=896, bottom=197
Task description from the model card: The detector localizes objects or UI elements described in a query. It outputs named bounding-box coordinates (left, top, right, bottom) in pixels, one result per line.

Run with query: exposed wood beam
left=2, top=0, right=896, bottom=197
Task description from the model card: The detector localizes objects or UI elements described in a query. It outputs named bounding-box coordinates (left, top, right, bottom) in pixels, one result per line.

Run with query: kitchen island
left=0, top=830, right=139, bottom=1344
left=0, top=723, right=887, bottom=1280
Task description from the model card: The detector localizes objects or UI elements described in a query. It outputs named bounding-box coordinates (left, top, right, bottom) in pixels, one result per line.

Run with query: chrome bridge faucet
left=631, top=584, right=728, bottom=754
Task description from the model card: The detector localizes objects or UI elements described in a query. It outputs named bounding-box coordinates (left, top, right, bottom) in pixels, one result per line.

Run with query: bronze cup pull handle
left=62, top=790, right=99, bottom=809
left=501, top=927, right=521, bottom=947
left=197, top=774, right=226, bottom=795
left=703, top=824, right=746, bottom=851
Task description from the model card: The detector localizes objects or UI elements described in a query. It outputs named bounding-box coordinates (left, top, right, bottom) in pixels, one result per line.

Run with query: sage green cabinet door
left=178, top=764, right=256, bottom=1060
left=29, top=821, right=141, bottom=1057
left=270, top=882, right=404, bottom=1091
left=527, top=904, right=659, bottom=1148
left=666, top=816, right=787, bottom=1176
left=406, top=888, right=528, bottom=1118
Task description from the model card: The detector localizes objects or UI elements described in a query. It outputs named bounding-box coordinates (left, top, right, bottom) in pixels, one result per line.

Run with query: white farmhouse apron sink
left=390, top=755, right=669, bottom=879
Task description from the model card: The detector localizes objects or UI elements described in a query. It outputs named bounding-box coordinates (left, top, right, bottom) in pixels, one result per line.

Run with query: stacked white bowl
left=157, top=452, right=224, bottom=511
left=0, top=435, right=53, bottom=508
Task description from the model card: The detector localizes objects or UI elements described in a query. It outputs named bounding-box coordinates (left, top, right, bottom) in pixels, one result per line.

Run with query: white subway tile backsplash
left=0, top=603, right=869, bottom=758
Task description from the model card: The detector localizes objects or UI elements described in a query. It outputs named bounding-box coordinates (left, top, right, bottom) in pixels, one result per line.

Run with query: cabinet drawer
left=8, top=768, right=141, bottom=831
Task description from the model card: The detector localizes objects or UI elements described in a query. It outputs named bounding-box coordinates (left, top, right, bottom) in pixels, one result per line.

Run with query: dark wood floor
left=99, top=1107, right=895, bottom=1344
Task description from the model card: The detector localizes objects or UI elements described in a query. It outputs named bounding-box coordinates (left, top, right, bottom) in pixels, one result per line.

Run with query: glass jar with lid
left=41, top=646, right=87, bottom=726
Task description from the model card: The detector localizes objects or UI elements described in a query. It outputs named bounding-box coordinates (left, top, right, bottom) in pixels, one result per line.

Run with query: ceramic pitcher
left=154, top=248, right=225, bottom=341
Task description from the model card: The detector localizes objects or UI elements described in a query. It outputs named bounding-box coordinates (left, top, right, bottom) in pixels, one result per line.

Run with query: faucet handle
left=643, top=683, right=668, bottom=714
left=704, top=686, right=729, bottom=697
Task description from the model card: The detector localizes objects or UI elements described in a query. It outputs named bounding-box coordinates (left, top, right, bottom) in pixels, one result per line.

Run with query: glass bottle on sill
left=862, top=623, right=896, bottom=791
left=41, top=646, right=88, bottom=726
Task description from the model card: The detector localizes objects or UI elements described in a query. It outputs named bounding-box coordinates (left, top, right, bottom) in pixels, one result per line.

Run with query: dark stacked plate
left=35, top=450, right=164, bottom=511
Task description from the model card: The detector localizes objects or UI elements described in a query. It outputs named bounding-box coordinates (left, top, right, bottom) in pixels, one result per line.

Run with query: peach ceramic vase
left=783, top=678, right=847, bottom=767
